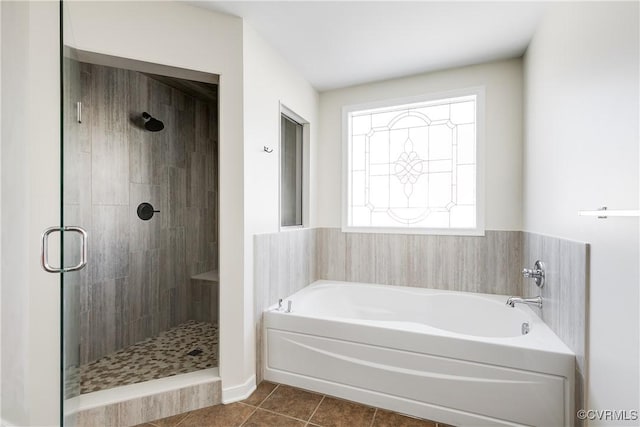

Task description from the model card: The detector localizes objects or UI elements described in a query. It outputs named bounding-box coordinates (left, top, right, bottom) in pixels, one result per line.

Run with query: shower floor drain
left=187, top=348, right=203, bottom=356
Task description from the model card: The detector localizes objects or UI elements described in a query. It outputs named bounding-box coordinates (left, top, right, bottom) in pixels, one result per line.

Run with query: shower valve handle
left=137, top=202, right=160, bottom=221
left=522, top=260, right=545, bottom=288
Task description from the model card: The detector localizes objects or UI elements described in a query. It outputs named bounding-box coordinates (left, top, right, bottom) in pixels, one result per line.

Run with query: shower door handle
left=41, top=226, right=88, bottom=273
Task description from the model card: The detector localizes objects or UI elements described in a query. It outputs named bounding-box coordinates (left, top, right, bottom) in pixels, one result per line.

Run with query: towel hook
left=263, top=146, right=274, bottom=153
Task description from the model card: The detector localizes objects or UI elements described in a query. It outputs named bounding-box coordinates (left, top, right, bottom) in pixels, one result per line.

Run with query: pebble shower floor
left=79, top=320, right=218, bottom=394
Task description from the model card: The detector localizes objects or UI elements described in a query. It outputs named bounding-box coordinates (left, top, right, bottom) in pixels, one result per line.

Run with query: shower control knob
left=522, top=260, right=545, bottom=288
left=137, top=202, right=160, bottom=221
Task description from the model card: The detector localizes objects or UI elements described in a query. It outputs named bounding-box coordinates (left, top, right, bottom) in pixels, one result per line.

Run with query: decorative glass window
left=343, top=89, right=483, bottom=234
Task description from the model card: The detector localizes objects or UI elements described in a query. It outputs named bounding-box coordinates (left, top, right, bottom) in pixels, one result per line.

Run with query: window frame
left=279, top=103, right=310, bottom=231
left=341, top=87, right=485, bottom=236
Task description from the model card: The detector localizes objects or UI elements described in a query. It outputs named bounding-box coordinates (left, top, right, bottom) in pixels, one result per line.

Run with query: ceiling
left=195, top=1, right=547, bottom=92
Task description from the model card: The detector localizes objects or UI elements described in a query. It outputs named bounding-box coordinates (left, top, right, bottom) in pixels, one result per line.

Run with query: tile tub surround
left=136, top=382, right=454, bottom=427
left=254, top=228, right=318, bottom=382
left=316, top=228, right=523, bottom=294
left=255, top=227, right=589, bottom=417
left=71, top=62, right=219, bottom=365
left=521, top=232, right=589, bottom=424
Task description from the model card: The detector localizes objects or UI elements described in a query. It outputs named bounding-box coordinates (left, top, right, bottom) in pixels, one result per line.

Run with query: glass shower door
left=60, top=2, right=87, bottom=425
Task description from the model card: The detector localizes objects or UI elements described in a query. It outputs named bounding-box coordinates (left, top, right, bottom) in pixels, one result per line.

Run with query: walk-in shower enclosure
left=62, top=54, right=220, bottom=400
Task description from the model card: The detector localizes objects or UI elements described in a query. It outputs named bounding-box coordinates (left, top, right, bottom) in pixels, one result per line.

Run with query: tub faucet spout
left=506, top=296, right=542, bottom=309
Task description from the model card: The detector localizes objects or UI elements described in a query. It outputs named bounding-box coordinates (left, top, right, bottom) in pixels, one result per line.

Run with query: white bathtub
left=264, top=280, right=575, bottom=427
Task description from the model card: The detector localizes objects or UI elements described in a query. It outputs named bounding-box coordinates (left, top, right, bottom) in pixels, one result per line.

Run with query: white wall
left=317, top=59, right=523, bottom=230
left=242, top=24, right=319, bottom=233
left=523, top=3, right=639, bottom=424
left=242, top=22, right=319, bottom=386
left=1, top=1, right=61, bottom=425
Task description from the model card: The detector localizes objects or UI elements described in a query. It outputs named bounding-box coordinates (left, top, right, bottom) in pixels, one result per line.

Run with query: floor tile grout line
left=256, top=383, right=280, bottom=408
left=168, top=410, right=190, bottom=427
left=237, top=405, right=259, bottom=427
left=307, top=395, right=325, bottom=423
left=369, top=408, right=378, bottom=427
left=173, top=412, right=192, bottom=427
left=250, top=406, right=316, bottom=424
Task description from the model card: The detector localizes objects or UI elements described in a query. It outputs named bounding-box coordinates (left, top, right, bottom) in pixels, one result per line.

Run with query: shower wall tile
left=167, top=166, right=186, bottom=227
left=188, top=152, right=206, bottom=208
left=84, top=278, right=118, bottom=362
left=90, top=205, right=129, bottom=283
left=521, top=232, right=588, bottom=419
left=80, top=62, right=218, bottom=364
left=165, top=104, right=186, bottom=169
left=206, top=141, right=217, bottom=193
left=91, top=128, right=129, bottom=205
left=129, top=183, right=161, bottom=252
left=127, top=70, right=151, bottom=184
left=91, top=65, right=129, bottom=206
left=79, top=63, right=93, bottom=154
left=195, top=101, right=211, bottom=142
left=129, top=137, right=153, bottom=184
left=149, top=76, right=173, bottom=106
left=63, top=148, right=92, bottom=208
left=191, top=277, right=219, bottom=324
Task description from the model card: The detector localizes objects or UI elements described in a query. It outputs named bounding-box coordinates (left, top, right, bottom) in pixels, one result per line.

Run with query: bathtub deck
left=80, top=320, right=218, bottom=394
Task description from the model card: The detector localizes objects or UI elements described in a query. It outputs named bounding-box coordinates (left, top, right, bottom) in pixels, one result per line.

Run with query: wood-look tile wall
left=521, top=232, right=589, bottom=424
left=71, top=62, right=218, bottom=364
left=254, top=228, right=318, bottom=381
left=73, top=379, right=221, bottom=427
left=316, top=228, right=523, bottom=294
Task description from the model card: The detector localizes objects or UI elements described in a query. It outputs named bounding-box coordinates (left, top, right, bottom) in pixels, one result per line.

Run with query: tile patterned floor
left=81, top=321, right=218, bottom=394
left=136, top=382, right=455, bottom=427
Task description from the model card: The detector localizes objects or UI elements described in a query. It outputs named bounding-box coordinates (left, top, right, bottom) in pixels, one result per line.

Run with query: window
left=343, top=88, right=484, bottom=234
left=280, top=110, right=305, bottom=227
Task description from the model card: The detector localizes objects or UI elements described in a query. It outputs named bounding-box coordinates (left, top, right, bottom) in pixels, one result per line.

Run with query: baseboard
left=221, top=375, right=256, bottom=404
